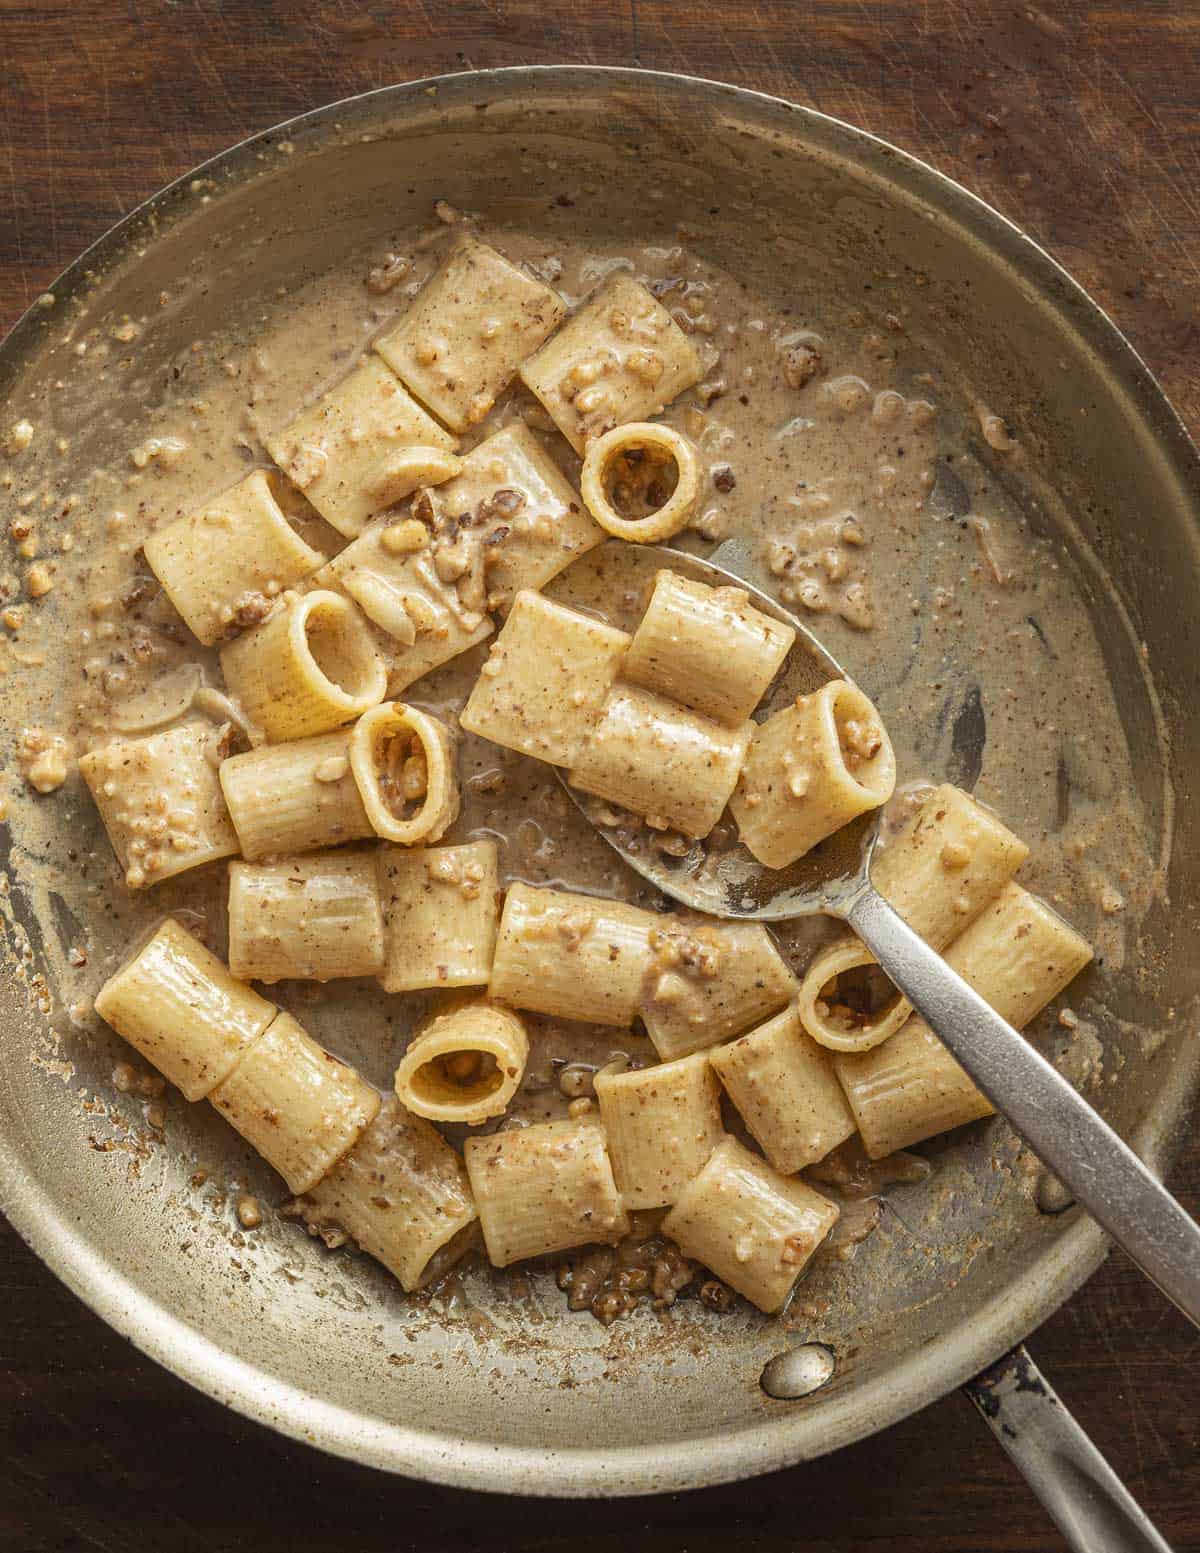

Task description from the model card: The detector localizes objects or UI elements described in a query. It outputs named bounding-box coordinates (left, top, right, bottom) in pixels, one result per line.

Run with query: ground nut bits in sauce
left=0, top=204, right=1157, bottom=1331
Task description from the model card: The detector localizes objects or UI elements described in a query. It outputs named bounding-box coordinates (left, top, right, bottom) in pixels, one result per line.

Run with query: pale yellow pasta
left=594, top=1052, right=723, bottom=1210
left=579, top=422, right=702, bottom=542
left=834, top=882, right=1094, bottom=1157
left=520, top=273, right=703, bottom=452
left=219, top=730, right=371, bottom=861
left=623, top=570, right=795, bottom=726
left=464, top=1116, right=629, bottom=1267
left=422, top=422, right=604, bottom=608
left=730, top=679, right=897, bottom=869
left=143, top=469, right=327, bottom=646
left=80, top=721, right=239, bottom=890
left=640, top=918, right=796, bottom=1060
left=569, top=685, right=750, bottom=839
left=349, top=702, right=459, bottom=845
left=377, top=840, right=499, bottom=995
left=298, top=1096, right=479, bottom=1291
left=708, top=1005, right=855, bottom=1174
left=219, top=589, right=387, bottom=743
left=208, top=1009, right=380, bottom=1194
left=394, top=1000, right=528, bottom=1123
left=460, top=590, right=630, bottom=768
left=227, top=849, right=385, bottom=984
left=662, top=1137, right=840, bottom=1314
left=265, top=356, right=457, bottom=537
left=312, top=524, right=493, bottom=695
left=489, top=882, right=655, bottom=1027
left=798, top=784, right=1029, bottom=1052
left=94, top=918, right=276, bottom=1101
left=374, top=236, right=566, bottom=432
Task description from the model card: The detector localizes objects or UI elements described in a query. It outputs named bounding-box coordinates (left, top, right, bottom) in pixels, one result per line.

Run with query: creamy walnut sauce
left=0, top=203, right=1162, bottom=1325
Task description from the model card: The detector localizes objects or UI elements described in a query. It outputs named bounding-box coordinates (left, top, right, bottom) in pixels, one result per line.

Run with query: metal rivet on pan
left=760, top=1343, right=836, bottom=1400
left=1035, top=1170, right=1076, bottom=1215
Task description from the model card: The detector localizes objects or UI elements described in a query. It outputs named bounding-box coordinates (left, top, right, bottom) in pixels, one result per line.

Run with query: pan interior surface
left=0, top=70, right=1198, bottom=1496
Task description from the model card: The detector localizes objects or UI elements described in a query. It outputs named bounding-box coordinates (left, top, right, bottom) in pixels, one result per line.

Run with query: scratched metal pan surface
left=0, top=68, right=1198, bottom=1497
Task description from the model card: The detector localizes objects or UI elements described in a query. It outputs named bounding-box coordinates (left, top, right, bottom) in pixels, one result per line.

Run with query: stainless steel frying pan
left=1, top=69, right=1197, bottom=1519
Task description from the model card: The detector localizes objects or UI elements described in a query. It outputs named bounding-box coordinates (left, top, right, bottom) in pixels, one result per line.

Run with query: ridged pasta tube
left=489, top=883, right=656, bottom=1027
left=394, top=1000, right=528, bottom=1123
left=580, top=422, right=702, bottom=542
left=520, top=273, right=702, bottom=453
left=834, top=882, right=1094, bottom=1157
left=265, top=356, right=457, bottom=537
left=569, top=685, right=750, bottom=840
left=298, top=1096, right=479, bottom=1291
left=639, top=918, right=796, bottom=1060
left=594, top=1052, right=723, bottom=1210
left=623, top=570, right=795, bottom=726
left=227, top=849, right=385, bottom=984
left=374, top=236, right=566, bottom=432
left=143, top=469, right=327, bottom=646
left=349, top=702, right=459, bottom=846
left=464, top=1116, right=629, bottom=1267
left=797, top=785, right=1029, bottom=1052
left=220, top=590, right=387, bottom=743
left=730, top=679, right=897, bottom=868
left=208, top=1010, right=380, bottom=1194
left=377, top=840, right=499, bottom=995
left=708, top=1005, right=856, bottom=1174
left=80, top=722, right=239, bottom=890
left=662, top=1137, right=840, bottom=1314
left=94, top=918, right=276, bottom=1101
left=461, top=590, right=629, bottom=769
left=219, top=730, right=372, bottom=861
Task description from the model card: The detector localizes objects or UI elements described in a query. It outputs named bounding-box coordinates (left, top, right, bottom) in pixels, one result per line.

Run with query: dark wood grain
left=2, top=4, right=1198, bottom=1549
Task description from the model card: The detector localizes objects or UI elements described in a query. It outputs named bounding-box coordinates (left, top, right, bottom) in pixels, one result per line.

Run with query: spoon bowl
left=552, top=538, right=890, bottom=919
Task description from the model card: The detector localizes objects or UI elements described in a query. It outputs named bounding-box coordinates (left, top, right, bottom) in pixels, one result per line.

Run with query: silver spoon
left=554, top=539, right=1200, bottom=1329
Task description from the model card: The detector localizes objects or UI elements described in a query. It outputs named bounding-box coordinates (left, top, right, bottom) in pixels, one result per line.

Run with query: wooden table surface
left=2, top=3, right=1198, bottom=1549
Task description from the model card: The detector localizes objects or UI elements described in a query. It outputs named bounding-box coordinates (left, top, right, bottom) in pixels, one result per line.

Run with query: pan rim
left=0, top=63, right=1192, bottom=1496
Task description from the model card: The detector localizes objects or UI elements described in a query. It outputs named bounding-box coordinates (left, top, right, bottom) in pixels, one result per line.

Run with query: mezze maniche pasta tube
left=797, top=784, right=1028, bottom=1053
left=394, top=1000, right=529, bottom=1124
left=730, top=678, right=896, bottom=869
left=834, top=881, right=1093, bottom=1157
left=662, top=1137, right=840, bottom=1314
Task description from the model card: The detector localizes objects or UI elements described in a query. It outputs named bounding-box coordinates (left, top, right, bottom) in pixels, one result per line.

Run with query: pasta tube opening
left=797, top=940, right=909, bottom=1054
left=580, top=422, right=701, bottom=543
left=394, top=1001, right=528, bottom=1123
left=350, top=702, right=459, bottom=845
left=302, top=593, right=387, bottom=707
left=220, top=589, right=387, bottom=743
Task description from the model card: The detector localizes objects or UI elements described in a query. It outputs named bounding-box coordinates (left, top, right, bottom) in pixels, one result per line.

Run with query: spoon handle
left=846, top=884, right=1200, bottom=1331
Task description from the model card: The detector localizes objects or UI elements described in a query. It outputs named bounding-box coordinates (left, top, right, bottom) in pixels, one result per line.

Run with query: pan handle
left=963, top=1344, right=1173, bottom=1553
